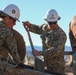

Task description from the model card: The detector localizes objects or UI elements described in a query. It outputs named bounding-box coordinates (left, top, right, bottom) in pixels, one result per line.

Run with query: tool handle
left=24, top=26, right=35, bottom=50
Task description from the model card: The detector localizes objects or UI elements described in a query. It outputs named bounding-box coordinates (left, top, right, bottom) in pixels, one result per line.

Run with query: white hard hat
left=1, top=4, right=20, bottom=22
left=44, top=9, right=61, bottom=22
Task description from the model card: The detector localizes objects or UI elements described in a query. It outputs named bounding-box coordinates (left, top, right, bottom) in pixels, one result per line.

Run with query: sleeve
left=4, top=29, right=21, bottom=64
left=43, top=31, right=66, bottom=57
left=12, top=29, right=26, bottom=62
left=29, top=23, right=42, bottom=34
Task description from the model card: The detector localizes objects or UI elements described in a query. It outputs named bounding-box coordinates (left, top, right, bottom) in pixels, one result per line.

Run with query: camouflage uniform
left=0, top=21, right=21, bottom=64
left=12, top=29, right=26, bottom=62
left=29, top=23, right=67, bottom=74
left=1, top=29, right=26, bottom=63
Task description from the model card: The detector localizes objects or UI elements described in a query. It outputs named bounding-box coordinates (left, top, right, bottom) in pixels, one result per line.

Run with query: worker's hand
left=32, top=50, right=40, bottom=56
left=22, top=21, right=31, bottom=31
left=22, top=21, right=30, bottom=28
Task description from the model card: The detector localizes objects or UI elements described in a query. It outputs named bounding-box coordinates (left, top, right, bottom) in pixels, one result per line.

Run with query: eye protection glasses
left=48, top=22, right=57, bottom=25
left=0, top=11, right=6, bottom=18
left=9, top=17, right=16, bottom=23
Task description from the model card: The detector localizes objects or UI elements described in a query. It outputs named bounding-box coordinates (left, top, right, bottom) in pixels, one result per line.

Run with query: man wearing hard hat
left=0, top=4, right=27, bottom=68
left=23, top=9, right=67, bottom=74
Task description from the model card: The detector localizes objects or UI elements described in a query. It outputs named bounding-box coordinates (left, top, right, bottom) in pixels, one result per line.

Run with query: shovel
left=24, top=25, right=45, bottom=72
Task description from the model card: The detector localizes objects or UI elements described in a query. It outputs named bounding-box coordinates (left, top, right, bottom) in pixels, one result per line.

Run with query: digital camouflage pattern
left=29, top=23, right=67, bottom=74
left=0, top=29, right=26, bottom=63
left=0, top=21, right=21, bottom=64
left=12, top=29, right=26, bottom=62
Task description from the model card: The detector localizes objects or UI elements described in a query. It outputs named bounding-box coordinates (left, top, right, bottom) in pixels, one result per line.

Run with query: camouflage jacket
left=0, top=21, right=21, bottom=64
left=29, top=23, right=67, bottom=73
left=12, top=29, right=26, bottom=62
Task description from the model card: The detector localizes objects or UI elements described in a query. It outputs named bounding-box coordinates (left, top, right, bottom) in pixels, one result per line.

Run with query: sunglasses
left=48, top=22, right=57, bottom=25
left=9, top=17, right=16, bottom=23
left=0, top=11, right=6, bottom=18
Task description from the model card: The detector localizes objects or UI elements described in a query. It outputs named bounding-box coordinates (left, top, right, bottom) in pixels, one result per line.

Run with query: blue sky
left=0, top=0, right=76, bottom=46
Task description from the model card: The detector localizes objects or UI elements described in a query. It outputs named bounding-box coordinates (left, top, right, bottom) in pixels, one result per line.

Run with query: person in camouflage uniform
left=0, top=4, right=27, bottom=68
left=23, top=9, right=67, bottom=74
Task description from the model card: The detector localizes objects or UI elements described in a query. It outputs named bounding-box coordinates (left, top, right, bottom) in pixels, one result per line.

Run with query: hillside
left=25, top=45, right=72, bottom=65
left=26, top=45, right=72, bottom=55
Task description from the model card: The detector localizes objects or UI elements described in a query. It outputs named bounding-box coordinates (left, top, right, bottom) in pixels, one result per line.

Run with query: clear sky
left=0, top=0, right=76, bottom=46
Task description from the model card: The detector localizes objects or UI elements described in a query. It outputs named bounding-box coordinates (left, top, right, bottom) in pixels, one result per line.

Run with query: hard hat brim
left=44, top=16, right=61, bottom=22
left=0, top=10, right=20, bottom=22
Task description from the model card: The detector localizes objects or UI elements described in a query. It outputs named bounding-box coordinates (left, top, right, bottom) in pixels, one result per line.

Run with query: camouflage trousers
left=35, top=58, right=65, bottom=74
